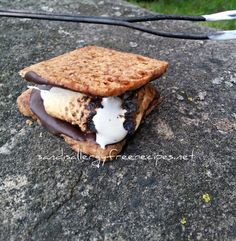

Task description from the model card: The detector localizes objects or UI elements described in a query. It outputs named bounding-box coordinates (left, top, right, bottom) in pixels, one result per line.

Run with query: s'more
left=17, top=45, right=168, bottom=161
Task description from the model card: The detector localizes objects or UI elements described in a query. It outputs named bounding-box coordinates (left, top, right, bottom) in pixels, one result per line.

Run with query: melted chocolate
left=29, top=85, right=96, bottom=142
left=25, top=71, right=49, bottom=85
left=122, top=94, right=138, bottom=135
left=25, top=71, right=98, bottom=96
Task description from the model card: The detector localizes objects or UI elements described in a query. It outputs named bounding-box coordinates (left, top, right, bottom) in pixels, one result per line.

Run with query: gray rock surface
left=0, top=0, right=235, bottom=240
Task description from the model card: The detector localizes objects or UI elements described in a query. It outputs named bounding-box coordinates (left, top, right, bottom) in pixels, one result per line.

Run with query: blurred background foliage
left=127, top=0, right=236, bottom=30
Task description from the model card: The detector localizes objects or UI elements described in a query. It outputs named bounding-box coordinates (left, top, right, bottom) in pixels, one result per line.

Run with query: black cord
left=124, top=14, right=206, bottom=22
left=0, top=8, right=206, bottom=22
left=0, top=9, right=209, bottom=40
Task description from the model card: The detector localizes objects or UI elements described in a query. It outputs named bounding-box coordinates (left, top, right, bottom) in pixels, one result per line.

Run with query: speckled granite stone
left=0, top=1, right=235, bottom=240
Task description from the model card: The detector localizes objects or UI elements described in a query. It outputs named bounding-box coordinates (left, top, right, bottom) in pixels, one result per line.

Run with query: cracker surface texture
left=20, top=46, right=168, bottom=96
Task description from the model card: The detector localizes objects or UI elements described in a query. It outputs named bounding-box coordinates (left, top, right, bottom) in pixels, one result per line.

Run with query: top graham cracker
left=20, top=45, right=168, bottom=96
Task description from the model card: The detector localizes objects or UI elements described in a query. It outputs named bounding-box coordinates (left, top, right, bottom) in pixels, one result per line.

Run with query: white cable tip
left=208, top=30, right=236, bottom=40
left=203, top=10, right=236, bottom=21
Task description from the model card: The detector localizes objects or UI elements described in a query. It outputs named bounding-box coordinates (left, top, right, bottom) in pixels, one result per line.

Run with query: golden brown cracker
left=20, top=46, right=168, bottom=96
left=17, top=88, right=36, bottom=118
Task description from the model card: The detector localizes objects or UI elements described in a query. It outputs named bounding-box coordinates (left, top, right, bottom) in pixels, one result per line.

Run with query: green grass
left=127, top=0, right=236, bottom=30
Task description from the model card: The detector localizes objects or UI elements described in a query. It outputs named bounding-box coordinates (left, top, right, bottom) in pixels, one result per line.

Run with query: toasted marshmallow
left=93, top=97, right=128, bottom=149
left=36, top=86, right=128, bottom=148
